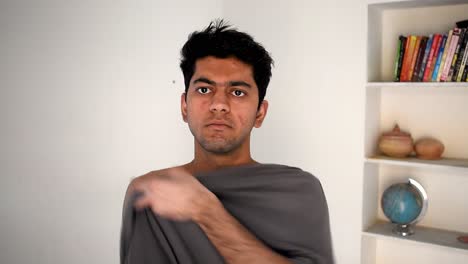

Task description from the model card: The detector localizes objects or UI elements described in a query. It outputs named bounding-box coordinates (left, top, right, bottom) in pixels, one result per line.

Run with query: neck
left=184, top=140, right=258, bottom=175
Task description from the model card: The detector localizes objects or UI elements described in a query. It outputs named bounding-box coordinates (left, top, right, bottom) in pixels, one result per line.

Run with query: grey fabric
left=120, top=163, right=334, bottom=264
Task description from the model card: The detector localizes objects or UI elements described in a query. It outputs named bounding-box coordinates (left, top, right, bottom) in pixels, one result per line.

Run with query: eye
left=196, top=87, right=211, bottom=94
left=232, top=90, right=245, bottom=97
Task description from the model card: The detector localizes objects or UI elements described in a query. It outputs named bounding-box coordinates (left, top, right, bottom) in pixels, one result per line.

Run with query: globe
left=381, top=178, right=428, bottom=236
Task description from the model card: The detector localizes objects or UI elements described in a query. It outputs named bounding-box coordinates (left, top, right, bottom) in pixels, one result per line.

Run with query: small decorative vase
left=414, top=137, right=445, bottom=160
left=379, top=124, right=413, bottom=158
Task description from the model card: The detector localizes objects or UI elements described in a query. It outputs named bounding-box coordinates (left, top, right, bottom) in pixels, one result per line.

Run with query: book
left=432, top=34, right=447, bottom=82
left=441, top=29, right=461, bottom=81
left=456, top=19, right=468, bottom=28
left=452, top=29, right=468, bottom=81
left=462, top=66, right=468, bottom=81
left=412, top=36, right=428, bottom=81
left=423, top=34, right=442, bottom=82
left=400, top=35, right=417, bottom=81
left=408, top=36, right=422, bottom=80
left=399, top=35, right=412, bottom=82
left=436, top=30, right=453, bottom=81
left=448, top=28, right=466, bottom=81
left=417, top=34, right=433, bottom=82
left=394, top=36, right=407, bottom=82
left=456, top=39, right=468, bottom=81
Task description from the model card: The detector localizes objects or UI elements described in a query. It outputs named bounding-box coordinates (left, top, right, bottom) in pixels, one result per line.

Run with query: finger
left=134, top=194, right=152, bottom=210
left=130, top=179, right=151, bottom=194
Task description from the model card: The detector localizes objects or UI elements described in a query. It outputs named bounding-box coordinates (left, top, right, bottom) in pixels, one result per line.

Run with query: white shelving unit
left=366, top=156, right=468, bottom=170
left=363, top=0, right=468, bottom=263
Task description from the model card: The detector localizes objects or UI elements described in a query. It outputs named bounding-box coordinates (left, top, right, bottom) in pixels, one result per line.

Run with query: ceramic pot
left=379, top=124, right=413, bottom=158
left=414, top=137, right=444, bottom=160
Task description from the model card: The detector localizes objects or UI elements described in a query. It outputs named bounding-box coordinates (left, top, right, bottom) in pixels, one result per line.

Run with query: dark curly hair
left=180, top=19, right=274, bottom=109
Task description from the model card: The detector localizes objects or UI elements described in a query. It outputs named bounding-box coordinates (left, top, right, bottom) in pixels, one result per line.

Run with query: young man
left=121, top=20, right=334, bottom=264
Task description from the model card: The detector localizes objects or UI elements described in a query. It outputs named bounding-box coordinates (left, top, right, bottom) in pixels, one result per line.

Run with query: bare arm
left=193, top=193, right=292, bottom=264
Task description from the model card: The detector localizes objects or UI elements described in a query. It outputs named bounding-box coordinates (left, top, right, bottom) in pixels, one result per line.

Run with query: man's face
left=181, top=56, right=268, bottom=154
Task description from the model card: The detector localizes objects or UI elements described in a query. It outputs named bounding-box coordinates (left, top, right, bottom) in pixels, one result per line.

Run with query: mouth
left=207, top=124, right=231, bottom=130
left=206, top=120, right=232, bottom=132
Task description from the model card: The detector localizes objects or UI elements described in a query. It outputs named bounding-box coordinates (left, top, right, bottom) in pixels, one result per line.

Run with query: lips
left=208, top=123, right=230, bottom=127
left=208, top=124, right=229, bottom=131
left=206, top=120, right=232, bottom=129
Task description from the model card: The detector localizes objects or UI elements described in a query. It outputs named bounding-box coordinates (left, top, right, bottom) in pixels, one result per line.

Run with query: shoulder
left=241, top=163, right=325, bottom=196
left=261, top=163, right=322, bottom=183
left=130, top=165, right=188, bottom=184
left=272, top=164, right=325, bottom=200
left=124, top=165, right=187, bottom=200
left=266, top=165, right=331, bottom=217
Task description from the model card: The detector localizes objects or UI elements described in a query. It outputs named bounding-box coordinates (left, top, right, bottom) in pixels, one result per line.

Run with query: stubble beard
left=186, top=111, right=256, bottom=155
left=195, top=130, right=247, bottom=155
left=188, top=122, right=252, bottom=155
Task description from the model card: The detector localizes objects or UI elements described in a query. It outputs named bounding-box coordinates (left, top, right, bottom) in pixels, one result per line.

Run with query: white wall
left=0, top=1, right=221, bottom=263
left=0, top=0, right=366, bottom=263
left=223, top=1, right=366, bottom=263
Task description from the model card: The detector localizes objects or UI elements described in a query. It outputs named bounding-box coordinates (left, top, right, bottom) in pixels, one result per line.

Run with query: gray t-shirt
left=120, top=163, right=334, bottom=264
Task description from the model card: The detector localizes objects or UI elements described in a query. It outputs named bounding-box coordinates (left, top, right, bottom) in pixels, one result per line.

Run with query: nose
left=209, top=92, right=230, bottom=113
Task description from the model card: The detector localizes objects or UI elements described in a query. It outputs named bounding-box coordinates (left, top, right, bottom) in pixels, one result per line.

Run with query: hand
left=129, top=167, right=215, bottom=221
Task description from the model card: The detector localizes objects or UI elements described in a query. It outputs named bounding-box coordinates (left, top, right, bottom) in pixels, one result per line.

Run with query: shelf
left=367, top=82, right=468, bottom=88
left=365, top=156, right=468, bottom=171
left=368, top=0, right=468, bottom=9
left=367, top=2, right=468, bottom=82
left=364, top=0, right=468, bottom=262
left=363, top=221, right=468, bottom=254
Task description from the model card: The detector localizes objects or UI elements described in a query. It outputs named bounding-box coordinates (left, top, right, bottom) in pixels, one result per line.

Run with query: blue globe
left=381, top=181, right=425, bottom=225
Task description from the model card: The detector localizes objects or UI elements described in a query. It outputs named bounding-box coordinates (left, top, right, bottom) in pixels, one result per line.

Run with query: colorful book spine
left=436, top=30, right=453, bottom=82
left=417, top=35, right=433, bottom=82
left=441, top=29, right=460, bottom=81
left=432, top=34, right=447, bottom=82
left=462, top=66, right=468, bottom=81
left=412, top=36, right=428, bottom=81
left=394, top=36, right=407, bottom=82
left=408, top=36, right=422, bottom=80
left=423, top=34, right=442, bottom=82
left=456, top=39, right=468, bottom=81
left=392, top=27, right=468, bottom=82
left=441, top=29, right=461, bottom=81
left=401, top=35, right=417, bottom=82
left=448, top=28, right=466, bottom=81
left=452, top=30, right=468, bottom=81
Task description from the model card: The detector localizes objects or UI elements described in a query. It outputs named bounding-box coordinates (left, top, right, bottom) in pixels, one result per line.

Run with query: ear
left=181, top=93, right=188, bottom=123
left=254, top=100, right=269, bottom=128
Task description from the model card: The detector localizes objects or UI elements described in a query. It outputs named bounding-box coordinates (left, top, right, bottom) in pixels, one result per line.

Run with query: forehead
left=192, top=56, right=255, bottom=84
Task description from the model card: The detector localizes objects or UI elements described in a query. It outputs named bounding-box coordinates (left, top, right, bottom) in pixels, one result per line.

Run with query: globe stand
left=392, top=224, right=414, bottom=237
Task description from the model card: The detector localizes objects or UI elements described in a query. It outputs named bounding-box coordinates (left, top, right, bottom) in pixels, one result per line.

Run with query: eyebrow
left=193, top=77, right=252, bottom=89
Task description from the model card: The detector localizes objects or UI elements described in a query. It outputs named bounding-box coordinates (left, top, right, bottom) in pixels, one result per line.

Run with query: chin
left=199, top=139, right=241, bottom=154
left=202, top=144, right=235, bottom=154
